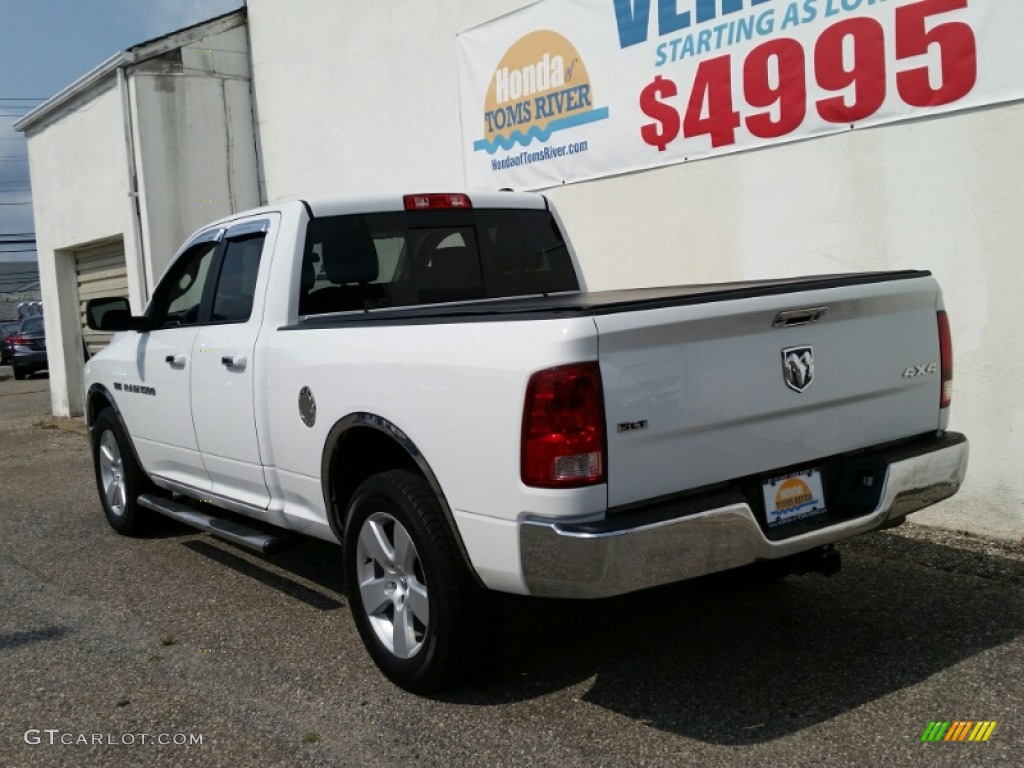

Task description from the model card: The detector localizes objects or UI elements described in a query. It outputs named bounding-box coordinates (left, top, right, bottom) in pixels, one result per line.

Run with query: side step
left=138, top=494, right=291, bottom=555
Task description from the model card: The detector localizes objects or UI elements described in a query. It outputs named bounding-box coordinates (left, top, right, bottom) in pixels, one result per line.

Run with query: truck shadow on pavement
left=0, top=625, right=72, bottom=651
left=141, top=515, right=346, bottom=610
left=181, top=539, right=344, bottom=611
left=446, top=531, right=1024, bottom=744
left=165, top=516, right=1022, bottom=745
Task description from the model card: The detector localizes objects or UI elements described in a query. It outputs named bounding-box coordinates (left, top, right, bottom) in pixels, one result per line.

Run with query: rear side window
left=299, top=209, right=578, bottom=315
left=212, top=234, right=265, bottom=323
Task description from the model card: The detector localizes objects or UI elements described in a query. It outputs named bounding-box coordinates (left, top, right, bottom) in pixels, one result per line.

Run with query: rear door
left=597, top=275, right=943, bottom=508
left=190, top=216, right=278, bottom=511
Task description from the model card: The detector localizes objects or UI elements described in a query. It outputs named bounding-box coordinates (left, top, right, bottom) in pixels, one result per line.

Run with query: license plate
left=762, top=469, right=827, bottom=528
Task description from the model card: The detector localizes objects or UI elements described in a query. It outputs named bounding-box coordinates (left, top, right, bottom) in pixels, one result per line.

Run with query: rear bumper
left=11, top=348, right=47, bottom=371
left=519, top=432, right=968, bottom=598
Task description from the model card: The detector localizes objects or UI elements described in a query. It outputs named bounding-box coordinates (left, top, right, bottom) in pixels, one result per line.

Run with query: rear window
left=20, top=316, right=44, bottom=333
left=299, top=208, right=578, bottom=315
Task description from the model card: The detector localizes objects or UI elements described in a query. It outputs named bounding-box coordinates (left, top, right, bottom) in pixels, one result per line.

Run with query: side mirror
left=85, top=297, right=149, bottom=332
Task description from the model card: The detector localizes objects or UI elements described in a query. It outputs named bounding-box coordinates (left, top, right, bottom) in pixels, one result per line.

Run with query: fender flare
left=86, top=383, right=147, bottom=475
left=320, top=412, right=481, bottom=585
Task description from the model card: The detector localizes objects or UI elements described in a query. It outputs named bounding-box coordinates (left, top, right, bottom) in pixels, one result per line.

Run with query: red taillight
left=403, top=193, right=472, bottom=210
left=522, top=362, right=606, bottom=488
left=11, top=335, right=28, bottom=346
left=937, top=310, right=953, bottom=408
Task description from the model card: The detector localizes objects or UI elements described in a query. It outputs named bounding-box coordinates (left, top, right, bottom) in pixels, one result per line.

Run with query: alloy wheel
left=355, top=511, right=430, bottom=659
left=98, top=430, right=127, bottom=517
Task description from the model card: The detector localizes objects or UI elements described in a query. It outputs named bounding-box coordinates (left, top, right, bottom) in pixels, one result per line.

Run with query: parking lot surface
left=1, top=370, right=1021, bottom=767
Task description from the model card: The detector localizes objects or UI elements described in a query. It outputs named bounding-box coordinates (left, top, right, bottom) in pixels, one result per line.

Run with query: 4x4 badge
left=783, top=346, right=814, bottom=393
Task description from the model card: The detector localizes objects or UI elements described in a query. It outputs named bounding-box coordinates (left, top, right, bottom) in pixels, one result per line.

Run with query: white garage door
left=75, top=240, right=129, bottom=357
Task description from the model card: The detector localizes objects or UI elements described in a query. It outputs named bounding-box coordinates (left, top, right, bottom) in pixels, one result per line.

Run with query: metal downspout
left=118, top=66, right=150, bottom=306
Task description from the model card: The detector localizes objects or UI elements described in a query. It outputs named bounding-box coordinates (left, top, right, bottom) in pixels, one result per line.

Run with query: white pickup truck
left=84, top=191, right=968, bottom=692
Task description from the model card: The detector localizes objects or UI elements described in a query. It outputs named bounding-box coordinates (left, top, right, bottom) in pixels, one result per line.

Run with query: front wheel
left=343, top=470, right=484, bottom=693
left=91, top=408, right=154, bottom=535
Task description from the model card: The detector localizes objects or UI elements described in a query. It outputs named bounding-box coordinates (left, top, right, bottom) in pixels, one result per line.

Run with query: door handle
left=165, top=355, right=186, bottom=366
left=221, top=355, right=247, bottom=369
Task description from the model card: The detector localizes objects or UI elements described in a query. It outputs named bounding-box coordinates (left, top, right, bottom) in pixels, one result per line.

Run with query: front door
left=118, top=235, right=221, bottom=490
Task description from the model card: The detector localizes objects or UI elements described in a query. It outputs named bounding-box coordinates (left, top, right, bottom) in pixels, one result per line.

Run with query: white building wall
left=248, top=1, right=1023, bottom=538
left=23, top=84, right=140, bottom=417
left=133, top=25, right=260, bottom=286
left=21, top=17, right=259, bottom=418
left=247, top=0, right=531, bottom=199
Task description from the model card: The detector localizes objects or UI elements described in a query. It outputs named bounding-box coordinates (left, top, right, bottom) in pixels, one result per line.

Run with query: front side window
left=150, top=241, right=218, bottom=329
left=299, top=208, right=579, bottom=316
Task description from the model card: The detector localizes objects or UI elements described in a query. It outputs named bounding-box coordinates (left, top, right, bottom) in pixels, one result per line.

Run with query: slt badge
left=783, top=346, right=814, bottom=393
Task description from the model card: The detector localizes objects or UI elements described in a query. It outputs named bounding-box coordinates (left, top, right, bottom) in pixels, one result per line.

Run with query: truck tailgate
left=597, top=274, right=943, bottom=508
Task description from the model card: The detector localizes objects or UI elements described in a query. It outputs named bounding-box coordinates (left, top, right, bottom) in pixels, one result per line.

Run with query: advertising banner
left=459, top=0, right=1024, bottom=190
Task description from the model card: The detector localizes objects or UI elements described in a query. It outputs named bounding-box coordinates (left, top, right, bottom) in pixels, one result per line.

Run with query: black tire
left=343, top=470, right=484, bottom=694
left=12, top=366, right=26, bottom=380
left=91, top=408, right=155, bottom=535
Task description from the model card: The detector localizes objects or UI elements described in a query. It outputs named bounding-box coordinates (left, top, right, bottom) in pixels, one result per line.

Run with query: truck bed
left=284, top=271, right=931, bottom=328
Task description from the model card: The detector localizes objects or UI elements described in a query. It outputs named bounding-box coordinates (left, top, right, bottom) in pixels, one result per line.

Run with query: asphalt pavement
left=1, top=366, right=1021, bottom=767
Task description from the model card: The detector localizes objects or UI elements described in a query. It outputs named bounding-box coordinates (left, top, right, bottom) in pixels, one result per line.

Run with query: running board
left=137, top=494, right=291, bottom=555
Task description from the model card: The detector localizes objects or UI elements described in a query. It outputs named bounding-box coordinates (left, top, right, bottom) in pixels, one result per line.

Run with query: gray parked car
left=10, top=315, right=47, bottom=380
left=0, top=321, right=19, bottom=365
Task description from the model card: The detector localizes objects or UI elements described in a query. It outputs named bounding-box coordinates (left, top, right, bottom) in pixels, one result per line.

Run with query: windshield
left=20, top=316, right=44, bottom=333
left=300, top=208, right=579, bottom=315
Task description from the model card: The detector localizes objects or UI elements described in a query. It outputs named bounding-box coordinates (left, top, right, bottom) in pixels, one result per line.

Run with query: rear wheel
left=343, top=470, right=484, bottom=693
left=91, top=408, right=154, bottom=534
left=12, top=366, right=26, bottom=380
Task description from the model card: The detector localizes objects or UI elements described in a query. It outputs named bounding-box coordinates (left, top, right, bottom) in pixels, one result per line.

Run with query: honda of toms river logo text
left=774, top=477, right=815, bottom=515
left=473, top=29, right=609, bottom=155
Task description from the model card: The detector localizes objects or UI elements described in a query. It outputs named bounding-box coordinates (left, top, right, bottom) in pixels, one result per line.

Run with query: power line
left=0, top=239, right=35, bottom=244
left=0, top=202, right=32, bottom=206
left=0, top=232, right=34, bottom=236
left=0, top=248, right=36, bottom=252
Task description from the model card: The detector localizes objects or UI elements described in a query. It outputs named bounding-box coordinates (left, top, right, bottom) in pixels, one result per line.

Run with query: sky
left=0, top=0, right=243, bottom=263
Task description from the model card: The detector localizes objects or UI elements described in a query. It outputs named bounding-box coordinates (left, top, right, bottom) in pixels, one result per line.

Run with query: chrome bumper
left=520, top=432, right=969, bottom=598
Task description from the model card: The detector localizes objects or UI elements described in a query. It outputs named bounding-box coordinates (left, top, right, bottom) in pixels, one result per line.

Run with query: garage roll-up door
left=75, top=240, right=128, bottom=357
